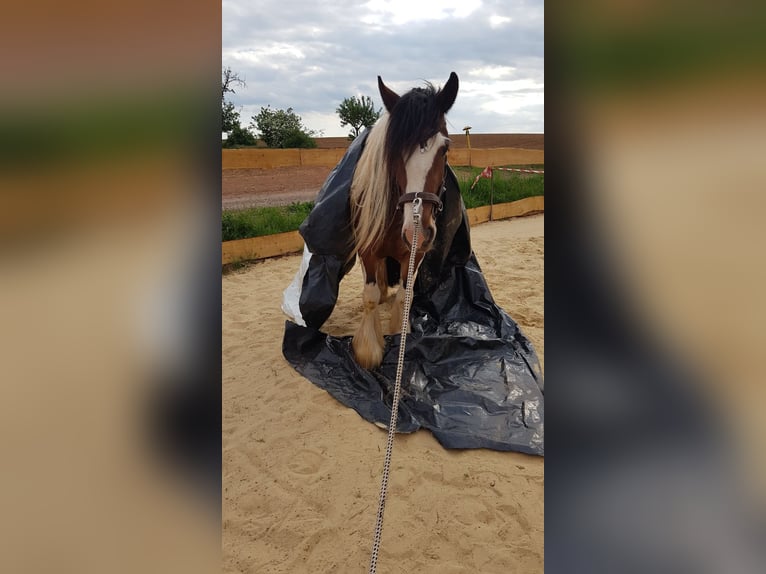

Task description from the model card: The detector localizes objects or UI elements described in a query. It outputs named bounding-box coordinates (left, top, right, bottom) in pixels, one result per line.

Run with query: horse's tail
left=350, top=113, right=391, bottom=261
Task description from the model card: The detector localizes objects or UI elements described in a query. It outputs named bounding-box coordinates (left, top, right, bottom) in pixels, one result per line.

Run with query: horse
left=350, top=72, right=459, bottom=369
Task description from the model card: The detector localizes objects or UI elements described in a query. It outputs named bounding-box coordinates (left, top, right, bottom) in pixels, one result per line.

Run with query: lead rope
left=368, top=197, right=423, bottom=574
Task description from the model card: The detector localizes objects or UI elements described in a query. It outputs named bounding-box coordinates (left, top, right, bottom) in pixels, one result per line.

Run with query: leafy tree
left=222, top=101, right=240, bottom=134
left=250, top=106, right=317, bottom=148
left=223, top=124, right=258, bottom=148
left=336, top=95, right=381, bottom=140
left=282, top=129, right=317, bottom=148
left=222, top=67, right=246, bottom=133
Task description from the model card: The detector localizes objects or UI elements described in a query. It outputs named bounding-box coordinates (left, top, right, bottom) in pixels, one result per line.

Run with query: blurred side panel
left=547, top=1, right=766, bottom=572
left=0, top=2, right=221, bottom=573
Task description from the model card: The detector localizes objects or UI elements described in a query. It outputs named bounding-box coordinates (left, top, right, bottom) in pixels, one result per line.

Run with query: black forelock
left=384, top=82, right=445, bottom=172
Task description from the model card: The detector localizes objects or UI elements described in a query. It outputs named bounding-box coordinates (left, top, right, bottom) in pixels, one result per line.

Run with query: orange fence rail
left=222, top=147, right=543, bottom=170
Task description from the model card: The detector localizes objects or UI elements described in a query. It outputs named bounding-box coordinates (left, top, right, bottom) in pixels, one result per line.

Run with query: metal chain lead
left=368, top=197, right=423, bottom=574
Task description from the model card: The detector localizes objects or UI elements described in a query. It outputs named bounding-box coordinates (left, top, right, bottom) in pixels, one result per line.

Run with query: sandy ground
left=222, top=214, right=544, bottom=573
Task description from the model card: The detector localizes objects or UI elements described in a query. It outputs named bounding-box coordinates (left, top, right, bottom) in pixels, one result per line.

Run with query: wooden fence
left=222, top=195, right=544, bottom=265
left=222, top=147, right=543, bottom=170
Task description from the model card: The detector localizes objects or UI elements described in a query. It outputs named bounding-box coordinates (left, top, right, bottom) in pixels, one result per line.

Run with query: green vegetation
left=250, top=106, right=317, bottom=149
left=336, top=95, right=381, bottom=140
left=224, top=124, right=258, bottom=147
left=222, top=67, right=246, bottom=133
left=221, top=67, right=260, bottom=148
left=453, top=165, right=544, bottom=209
left=222, top=67, right=318, bottom=149
left=222, top=201, right=314, bottom=241
left=222, top=165, right=543, bottom=241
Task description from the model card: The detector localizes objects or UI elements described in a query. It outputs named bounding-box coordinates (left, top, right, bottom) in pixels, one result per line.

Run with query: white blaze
left=401, top=133, right=447, bottom=238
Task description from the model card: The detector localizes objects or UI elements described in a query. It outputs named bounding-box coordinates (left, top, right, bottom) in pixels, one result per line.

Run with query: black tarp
left=281, top=129, right=544, bottom=455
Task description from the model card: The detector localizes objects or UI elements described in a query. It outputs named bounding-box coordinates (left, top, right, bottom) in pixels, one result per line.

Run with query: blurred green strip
left=564, top=14, right=766, bottom=91
left=0, top=87, right=210, bottom=169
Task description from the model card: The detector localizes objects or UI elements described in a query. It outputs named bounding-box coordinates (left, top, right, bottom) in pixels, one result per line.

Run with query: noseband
left=397, top=190, right=443, bottom=212
left=396, top=169, right=446, bottom=213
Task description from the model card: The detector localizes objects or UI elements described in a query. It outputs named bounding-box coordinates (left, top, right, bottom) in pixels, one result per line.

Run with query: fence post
left=463, top=126, right=472, bottom=167
left=489, top=169, right=494, bottom=221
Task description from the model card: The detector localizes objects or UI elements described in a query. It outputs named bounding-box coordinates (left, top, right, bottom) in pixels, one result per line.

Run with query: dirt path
left=222, top=166, right=331, bottom=209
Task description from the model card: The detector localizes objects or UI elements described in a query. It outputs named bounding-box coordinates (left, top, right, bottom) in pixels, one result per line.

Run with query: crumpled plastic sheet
left=281, top=127, right=544, bottom=454
left=283, top=254, right=544, bottom=455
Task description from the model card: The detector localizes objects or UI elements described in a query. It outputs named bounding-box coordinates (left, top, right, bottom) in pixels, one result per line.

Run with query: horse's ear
left=378, top=76, right=400, bottom=112
left=437, top=72, right=459, bottom=113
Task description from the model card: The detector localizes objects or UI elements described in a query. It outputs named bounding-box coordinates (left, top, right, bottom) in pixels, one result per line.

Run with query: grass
left=222, top=201, right=314, bottom=242
left=453, top=165, right=544, bottom=209
left=221, top=165, right=544, bottom=241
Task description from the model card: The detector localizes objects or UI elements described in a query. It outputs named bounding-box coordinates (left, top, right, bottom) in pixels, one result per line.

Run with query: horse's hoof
left=352, top=336, right=384, bottom=370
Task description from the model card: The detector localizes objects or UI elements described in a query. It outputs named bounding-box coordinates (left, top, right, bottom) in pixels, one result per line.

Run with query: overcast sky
left=222, top=0, right=543, bottom=137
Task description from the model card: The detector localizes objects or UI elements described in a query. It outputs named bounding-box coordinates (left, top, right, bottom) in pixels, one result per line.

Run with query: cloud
left=489, top=14, right=513, bottom=28
left=223, top=0, right=543, bottom=136
left=469, top=65, right=518, bottom=80
left=361, top=0, right=482, bottom=26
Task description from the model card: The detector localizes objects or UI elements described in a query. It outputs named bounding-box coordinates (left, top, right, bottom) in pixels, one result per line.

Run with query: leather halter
left=396, top=171, right=447, bottom=213
left=397, top=191, right=443, bottom=212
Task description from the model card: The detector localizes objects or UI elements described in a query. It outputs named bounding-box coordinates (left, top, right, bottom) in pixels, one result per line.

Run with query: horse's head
left=378, top=72, right=459, bottom=252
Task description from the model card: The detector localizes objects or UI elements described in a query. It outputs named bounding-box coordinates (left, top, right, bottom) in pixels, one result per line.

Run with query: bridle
left=396, top=165, right=447, bottom=213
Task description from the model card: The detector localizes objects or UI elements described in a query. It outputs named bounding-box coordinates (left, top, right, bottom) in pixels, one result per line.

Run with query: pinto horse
left=350, top=72, right=459, bottom=369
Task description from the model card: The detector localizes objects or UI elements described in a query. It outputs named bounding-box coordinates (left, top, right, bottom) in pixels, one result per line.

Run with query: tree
left=336, top=95, right=381, bottom=140
left=222, top=67, right=246, bottom=133
left=250, top=106, right=317, bottom=148
left=222, top=101, right=240, bottom=134
left=223, top=124, right=258, bottom=148
left=282, top=129, right=317, bottom=149
left=222, top=67, right=245, bottom=100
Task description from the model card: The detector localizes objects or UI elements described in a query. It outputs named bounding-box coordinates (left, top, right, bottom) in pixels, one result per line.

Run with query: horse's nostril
left=402, top=224, right=436, bottom=250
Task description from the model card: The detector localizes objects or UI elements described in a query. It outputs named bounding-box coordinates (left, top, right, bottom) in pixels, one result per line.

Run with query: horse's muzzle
left=402, top=225, right=435, bottom=251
